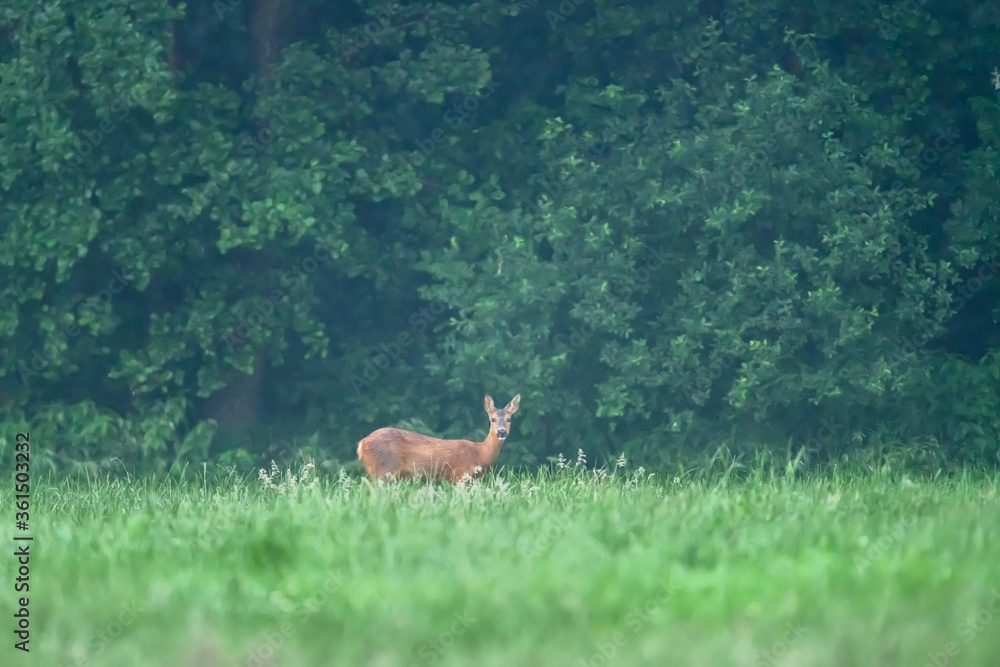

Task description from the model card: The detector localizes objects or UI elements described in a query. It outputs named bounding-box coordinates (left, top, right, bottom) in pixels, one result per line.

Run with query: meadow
left=2, top=457, right=999, bottom=667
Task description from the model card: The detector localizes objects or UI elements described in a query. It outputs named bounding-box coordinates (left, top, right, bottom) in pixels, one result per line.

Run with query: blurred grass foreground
left=2, top=461, right=999, bottom=667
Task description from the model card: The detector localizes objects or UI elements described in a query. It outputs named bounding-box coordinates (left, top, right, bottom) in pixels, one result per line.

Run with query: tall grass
left=2, top=459, right=998, bottom=666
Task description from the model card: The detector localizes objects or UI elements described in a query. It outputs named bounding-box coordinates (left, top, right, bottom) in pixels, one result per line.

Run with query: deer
left=357, top=394, right=521, bottom=483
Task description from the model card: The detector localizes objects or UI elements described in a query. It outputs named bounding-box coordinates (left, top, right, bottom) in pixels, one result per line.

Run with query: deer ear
left=506, top=394, right=520, bottom=415
left=484, top=395, right=495, bottom=413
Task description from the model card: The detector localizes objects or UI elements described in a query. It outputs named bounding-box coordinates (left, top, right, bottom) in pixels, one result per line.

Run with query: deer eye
left=491, top=418, right=496, bottom=422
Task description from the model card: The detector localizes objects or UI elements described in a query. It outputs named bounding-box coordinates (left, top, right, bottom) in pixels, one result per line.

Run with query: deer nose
left=497, top=428, right=507, bottom=439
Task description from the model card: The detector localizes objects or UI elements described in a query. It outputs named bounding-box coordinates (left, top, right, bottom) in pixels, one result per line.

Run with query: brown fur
left=357, top=394, right=520, bottom=483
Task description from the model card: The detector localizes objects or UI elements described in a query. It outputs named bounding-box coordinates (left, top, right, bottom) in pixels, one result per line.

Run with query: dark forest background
left=1, top=0, right=999, bottom=475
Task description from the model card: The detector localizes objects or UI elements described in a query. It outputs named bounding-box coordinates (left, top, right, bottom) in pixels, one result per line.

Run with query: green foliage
left=911, top=351, right=1000, bottom=464
left=0, top=0, right=998, bottom=471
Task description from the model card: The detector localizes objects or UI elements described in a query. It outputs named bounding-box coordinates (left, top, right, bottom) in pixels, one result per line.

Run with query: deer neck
left=479, top=429, right=505, bottom=466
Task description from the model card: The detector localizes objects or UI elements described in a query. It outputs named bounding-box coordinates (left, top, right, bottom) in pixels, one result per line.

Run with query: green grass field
left=3, top=460, right=999, bottom=667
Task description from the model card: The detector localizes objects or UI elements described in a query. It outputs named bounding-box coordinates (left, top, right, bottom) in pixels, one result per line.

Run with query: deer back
left=358, top=428, right=489, bottom=482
